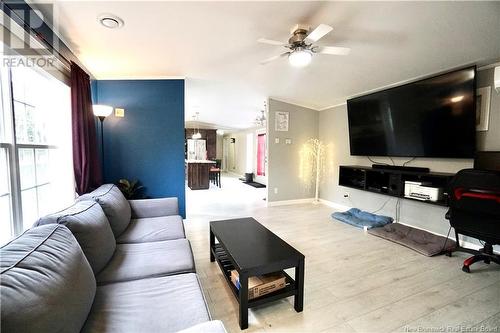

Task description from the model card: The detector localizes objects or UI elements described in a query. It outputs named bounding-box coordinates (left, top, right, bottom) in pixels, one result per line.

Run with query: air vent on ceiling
left=98, top=14, right=124, bottom=29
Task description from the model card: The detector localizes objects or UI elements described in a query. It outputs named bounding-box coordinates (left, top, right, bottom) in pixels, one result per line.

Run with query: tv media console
left=339, top=165, right=455, bottom=207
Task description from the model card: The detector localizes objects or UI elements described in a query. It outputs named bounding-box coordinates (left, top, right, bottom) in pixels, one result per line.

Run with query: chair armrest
left=128, top=198, right=179, bottom=218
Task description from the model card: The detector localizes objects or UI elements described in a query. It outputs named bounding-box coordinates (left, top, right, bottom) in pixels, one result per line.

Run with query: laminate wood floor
left=185, top=175, right=500, bottom=333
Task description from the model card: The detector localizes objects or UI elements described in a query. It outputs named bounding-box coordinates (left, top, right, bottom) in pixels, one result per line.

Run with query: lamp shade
left=93, top=104, right=113, bottom=117
left=288, top=49, right=312, bottom=67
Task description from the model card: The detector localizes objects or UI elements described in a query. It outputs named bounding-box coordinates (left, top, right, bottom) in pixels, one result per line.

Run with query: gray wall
left=318, top=67, right=500, bottom=245
left=267, top=99, right=319, bottom=202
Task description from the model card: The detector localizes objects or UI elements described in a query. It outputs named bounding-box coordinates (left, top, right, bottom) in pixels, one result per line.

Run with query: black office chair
left=445, top=169, right=500, bottom=273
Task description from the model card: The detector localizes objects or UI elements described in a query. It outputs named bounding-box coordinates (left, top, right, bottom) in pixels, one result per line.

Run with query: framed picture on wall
left=476, top=86, right=491, bottom=131
left=275, top=111, right=289, bottom=132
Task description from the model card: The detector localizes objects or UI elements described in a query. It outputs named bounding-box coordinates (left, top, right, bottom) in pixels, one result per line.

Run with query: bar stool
left=210, top=159, right=222, bottom=188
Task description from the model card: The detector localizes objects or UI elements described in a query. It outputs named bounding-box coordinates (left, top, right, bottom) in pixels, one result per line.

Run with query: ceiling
left=37, top=1, right=500, bottom=129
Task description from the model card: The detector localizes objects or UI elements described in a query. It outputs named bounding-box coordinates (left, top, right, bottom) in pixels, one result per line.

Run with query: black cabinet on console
left=338, top=165, right=455, bottom=206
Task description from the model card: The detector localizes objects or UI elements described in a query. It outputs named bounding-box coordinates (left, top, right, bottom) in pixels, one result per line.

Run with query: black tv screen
left=347, top=67, right=476, bottom=158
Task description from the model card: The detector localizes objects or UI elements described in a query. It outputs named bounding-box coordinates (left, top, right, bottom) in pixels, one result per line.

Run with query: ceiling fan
left=258, top=24, right=350, bottom=67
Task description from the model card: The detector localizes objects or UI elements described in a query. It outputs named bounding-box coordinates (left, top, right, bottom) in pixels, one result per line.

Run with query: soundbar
left=372, top=164, right=430, bottom=173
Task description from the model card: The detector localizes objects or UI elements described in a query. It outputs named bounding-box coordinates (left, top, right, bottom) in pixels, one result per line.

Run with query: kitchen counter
left=185, top=160, right=215, bottom=190
left=185, top=160, right=216, bottom=164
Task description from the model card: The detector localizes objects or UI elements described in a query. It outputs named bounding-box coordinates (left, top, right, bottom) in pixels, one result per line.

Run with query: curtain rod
left=1, top=0, right=89, bottom=75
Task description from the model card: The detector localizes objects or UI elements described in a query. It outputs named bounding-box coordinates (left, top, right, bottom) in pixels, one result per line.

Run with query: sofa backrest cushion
left=0, top=224, right=96, bottom=333
left=34, top=200, right=116, bottom=274
left=78, top=184, right=131, bottom=237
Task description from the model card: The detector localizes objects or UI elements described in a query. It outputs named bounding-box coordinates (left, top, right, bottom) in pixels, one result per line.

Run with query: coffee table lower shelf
left=211, top=244, right=297, bottom=308
left=209, top=219, right=305, bottom=330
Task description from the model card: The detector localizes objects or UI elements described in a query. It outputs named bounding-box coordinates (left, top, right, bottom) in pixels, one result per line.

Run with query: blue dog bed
left=331, top=208, right=393, bottom=229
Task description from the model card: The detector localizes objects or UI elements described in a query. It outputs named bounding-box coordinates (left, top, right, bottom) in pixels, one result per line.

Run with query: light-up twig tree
left=299, top=138, right=325, bottom=204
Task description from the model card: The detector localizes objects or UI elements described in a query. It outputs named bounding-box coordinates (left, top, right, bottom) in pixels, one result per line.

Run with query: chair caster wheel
left=445, top=252, right=452, bottom=257
left=484, top=259, right=491, bottom=264
left=462, top=265, right=470, bottom=273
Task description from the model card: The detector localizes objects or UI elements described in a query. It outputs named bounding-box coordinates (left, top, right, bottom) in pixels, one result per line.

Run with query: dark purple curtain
left=71, top=62, right=102, bottom=195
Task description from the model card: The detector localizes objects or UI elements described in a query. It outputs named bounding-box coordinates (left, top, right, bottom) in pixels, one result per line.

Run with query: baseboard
left=267, top=198, right=315, bottom=207
left=318, top=199, right=491, bottom=252
left=318, top=199, right=351, bottom=211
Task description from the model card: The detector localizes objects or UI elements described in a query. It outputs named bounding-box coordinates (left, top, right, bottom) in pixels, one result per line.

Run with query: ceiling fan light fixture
left=288, top=49, right=312, bottom=67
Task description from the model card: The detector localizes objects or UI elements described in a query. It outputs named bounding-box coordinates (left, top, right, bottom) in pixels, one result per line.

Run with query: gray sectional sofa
left=0, top=184, right=226, bottom=333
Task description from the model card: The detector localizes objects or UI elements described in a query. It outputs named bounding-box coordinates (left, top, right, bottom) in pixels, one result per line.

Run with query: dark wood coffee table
left=210, top=218, right=305, bottom=330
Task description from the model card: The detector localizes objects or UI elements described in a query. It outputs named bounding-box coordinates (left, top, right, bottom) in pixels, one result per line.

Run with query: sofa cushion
left=129, top=197, right=179, bottom=218
left=117, top=215, right=185, bottom=244
left=82, top=273, right=210, bottom=333
left=78, top=184, right=131, bottom=237
left=0, top=224, right=96, bottom=333
left=97, top=238, right=195, bottom=284
left=34, top=201, right=116, bottom=274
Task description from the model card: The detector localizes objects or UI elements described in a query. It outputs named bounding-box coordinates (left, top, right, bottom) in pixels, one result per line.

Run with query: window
left=0, top=146, right=12, bottom=244
left=0, top=63, right=74, bottom=244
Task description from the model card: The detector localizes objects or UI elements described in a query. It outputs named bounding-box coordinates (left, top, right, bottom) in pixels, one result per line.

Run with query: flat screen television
left=347, top=66, right=476, bottom=158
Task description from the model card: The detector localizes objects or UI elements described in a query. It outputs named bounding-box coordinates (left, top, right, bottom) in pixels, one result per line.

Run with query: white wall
left=216, top=133, right=223, bottom=160
left=318, top=67, right=500, bottom=247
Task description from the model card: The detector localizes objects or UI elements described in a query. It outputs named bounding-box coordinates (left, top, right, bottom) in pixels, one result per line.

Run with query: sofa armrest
left=176, top=321, right=227, bottom=333
left=128, top=198, right=179, bottom=218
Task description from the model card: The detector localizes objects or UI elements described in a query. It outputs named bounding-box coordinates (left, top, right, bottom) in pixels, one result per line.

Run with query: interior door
left=254, top=130, right=267, bottom=185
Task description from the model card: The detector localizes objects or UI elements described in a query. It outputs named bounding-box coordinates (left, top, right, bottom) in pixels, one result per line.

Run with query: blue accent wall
left=94, top=80, right=186, bottom=217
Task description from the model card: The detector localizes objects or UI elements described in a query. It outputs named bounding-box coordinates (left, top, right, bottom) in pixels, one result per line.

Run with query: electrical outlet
left=285, top=138, right=292, bottom=145
left=275, top=138, right=280, bottom=144
left=274, top=188, right=278, bottom=194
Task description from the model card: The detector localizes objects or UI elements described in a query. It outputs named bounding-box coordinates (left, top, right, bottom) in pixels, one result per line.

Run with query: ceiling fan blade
left=260, top=52, right=290, bottom=65
left=304, top=24, right=333, bottom=43
left=314, top=46, right=351, bottom=56
left=257, top=38, right=286, bottom=46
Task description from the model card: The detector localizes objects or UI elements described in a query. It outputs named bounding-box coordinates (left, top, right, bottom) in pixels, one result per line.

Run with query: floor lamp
left=92, top=105, right=113, bottom=176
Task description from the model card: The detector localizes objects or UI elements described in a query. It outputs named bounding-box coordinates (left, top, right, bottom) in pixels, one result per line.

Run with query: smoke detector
left=98, top=14, right=124, bottom=29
